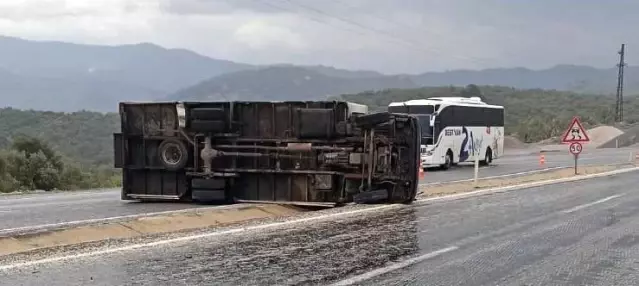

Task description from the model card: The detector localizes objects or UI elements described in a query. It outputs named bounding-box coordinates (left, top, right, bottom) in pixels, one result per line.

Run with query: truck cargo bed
left=113, top=101, right=420, bottom=206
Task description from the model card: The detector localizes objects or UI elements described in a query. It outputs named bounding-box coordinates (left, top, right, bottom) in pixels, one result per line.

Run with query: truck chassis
left=113, top=101, right=420, bottom=207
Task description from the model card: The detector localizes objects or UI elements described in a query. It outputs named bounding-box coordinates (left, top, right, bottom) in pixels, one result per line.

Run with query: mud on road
left=0, top=207, right=420, bottom=286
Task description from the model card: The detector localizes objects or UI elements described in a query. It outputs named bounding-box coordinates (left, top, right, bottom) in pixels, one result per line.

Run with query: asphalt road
left=1, top=169, right=637, bottom=285
left=0, top=147, right=635, bottom=231
left=0, top=189, right=207, bottom=231
left=422, top=146, right=635, bottom=184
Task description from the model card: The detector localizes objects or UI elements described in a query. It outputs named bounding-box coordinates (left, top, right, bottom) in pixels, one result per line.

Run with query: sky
left=0, top=0, right=636, bottom=74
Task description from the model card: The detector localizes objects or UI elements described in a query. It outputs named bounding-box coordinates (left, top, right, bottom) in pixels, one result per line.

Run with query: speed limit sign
left=569, top=142, right=582, bottom=155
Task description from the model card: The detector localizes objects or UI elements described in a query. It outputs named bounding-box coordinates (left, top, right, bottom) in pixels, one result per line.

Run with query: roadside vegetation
left=337, top=85, right=639, bottom=143
left=0, top=108, right=120, bottom=193
left=0, top=135, right=120, bottom=193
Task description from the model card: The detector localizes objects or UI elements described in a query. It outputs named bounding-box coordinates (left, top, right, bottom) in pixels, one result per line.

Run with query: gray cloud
left=159, top=0, right=277, bottom=15
left=0, top=0, right=637, bottom=74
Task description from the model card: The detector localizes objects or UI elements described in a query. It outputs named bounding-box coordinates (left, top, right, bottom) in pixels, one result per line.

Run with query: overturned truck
left=113, top=101, right=420, bottom=207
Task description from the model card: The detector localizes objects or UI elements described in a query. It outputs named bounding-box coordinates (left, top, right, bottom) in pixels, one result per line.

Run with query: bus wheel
left=441, top=151, right=453, bottom=170
left=481, top=148, right=493, bottom=166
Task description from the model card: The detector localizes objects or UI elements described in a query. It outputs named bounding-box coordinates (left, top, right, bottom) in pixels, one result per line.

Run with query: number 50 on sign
left=569, top=142, right=582, bottom=155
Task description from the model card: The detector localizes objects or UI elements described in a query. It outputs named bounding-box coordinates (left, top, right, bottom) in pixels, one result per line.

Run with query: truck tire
left=191, top=189, right=227, bottom=203
left=191, top=178, right=226, bottom=189
left=158, top=138, right=189, bottom=171
left=190, top=108, right=226, bottom=121
left=190, top=120, right=226, bottom=133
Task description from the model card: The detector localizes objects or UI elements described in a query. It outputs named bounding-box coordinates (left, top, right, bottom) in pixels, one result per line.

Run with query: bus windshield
left=416, top=115, right=433, bottom=141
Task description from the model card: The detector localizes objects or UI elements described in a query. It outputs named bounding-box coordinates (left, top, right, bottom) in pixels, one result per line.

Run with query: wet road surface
left=421, top=147, right=636, bottom=184
left=1, top=170, right=637, bottom=285
left=0, top=189, right=209, bottom=231
left=0, top=147, right=634, bottom=231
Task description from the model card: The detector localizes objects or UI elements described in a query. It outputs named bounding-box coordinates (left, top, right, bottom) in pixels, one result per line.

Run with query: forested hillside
left=0, top=108, right=119, bottom=192
left=337, top=85, right=639, bottom=143
left=169, top=66, right=417, bottom=101
left=4, top=35, right=639, bottom=112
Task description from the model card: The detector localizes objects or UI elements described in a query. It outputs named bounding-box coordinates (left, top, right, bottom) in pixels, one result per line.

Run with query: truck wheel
left=158, top=138, right=188, bottom=171
left=189, top=120, right=226, bottom=133
left=190, top=178, right=230, bottom=204
left=190, top=108, right=226, bottom=121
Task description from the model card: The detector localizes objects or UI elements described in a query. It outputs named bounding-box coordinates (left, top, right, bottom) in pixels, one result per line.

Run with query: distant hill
left=0, top=36, right=253, bottom=112
left=172, top=64, right=639, bottom=102
left=409, top=65, right=637, bottom=94
left=169, top=66, right=417, bottom=101
left=273, top=64, right=386, bottom=79
left=2, top=35, right=639, bottom=112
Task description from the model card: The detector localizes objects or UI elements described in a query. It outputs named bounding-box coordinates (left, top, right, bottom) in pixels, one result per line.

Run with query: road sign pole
left=569, top=142, right=582, bottom=175
left=563, top=117, right=588, bottom=175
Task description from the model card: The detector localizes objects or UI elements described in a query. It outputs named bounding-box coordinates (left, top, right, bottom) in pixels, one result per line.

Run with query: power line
left=615, top=43, right=626, bottom=122
left=251, top=0, right=369, bottom=37
left=276, top=0, right=493, bottom=66
left=254, top=0, right=459, bottom=63
left=332, top=0, right=519, bottom=63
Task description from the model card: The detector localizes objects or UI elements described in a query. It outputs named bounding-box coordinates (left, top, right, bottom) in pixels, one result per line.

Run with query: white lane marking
left=328, top=246, right=459, bottom=286
left=561, top=194, right=625, bottom=214
left=0, top=198, right=115, bottom=210
left=420, top=166, right=566, bottom=186
left=1, top=166, right=637, bottom=271
left=0, top=189, right=118, bottom=201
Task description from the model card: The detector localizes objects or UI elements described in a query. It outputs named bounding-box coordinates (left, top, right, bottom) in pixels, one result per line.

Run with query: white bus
left=388, top=97, right=504, bottom=170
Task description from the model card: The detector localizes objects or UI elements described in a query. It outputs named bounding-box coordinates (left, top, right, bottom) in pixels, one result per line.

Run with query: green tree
left=460, top=84, right=484, bottom=100
left=11, top=135, right=64, bottom=171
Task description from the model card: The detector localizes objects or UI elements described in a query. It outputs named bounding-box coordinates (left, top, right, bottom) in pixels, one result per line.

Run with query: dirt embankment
left=504, top=136, right=528, bottom=149
left=599, top=124, right=639, bottom=149
left=0, top=204, right=306, bottom=257
left=529, top=125, right=625, bottom=149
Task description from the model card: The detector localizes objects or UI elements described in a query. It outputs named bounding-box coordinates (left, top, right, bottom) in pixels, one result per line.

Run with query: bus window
left=388, top=105, right=408, bottom=113
left=416, top=115, right=434, bottom=144
left=407, top=105, right=434, bottom=114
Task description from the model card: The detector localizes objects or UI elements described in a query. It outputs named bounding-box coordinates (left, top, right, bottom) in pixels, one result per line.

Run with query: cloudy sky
left=0, top=0, right=636, bottom=74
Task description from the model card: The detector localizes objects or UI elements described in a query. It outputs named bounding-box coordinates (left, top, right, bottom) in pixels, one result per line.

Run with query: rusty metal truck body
left=113, top=101, right=420, bottom=207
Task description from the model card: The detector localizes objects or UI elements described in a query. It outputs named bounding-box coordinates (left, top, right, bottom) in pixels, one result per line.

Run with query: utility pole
left=616, top=44, right=626, bottom=122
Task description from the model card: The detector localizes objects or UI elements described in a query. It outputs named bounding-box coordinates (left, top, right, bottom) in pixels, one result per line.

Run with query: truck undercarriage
left=113, top=101, right=420, bottom=207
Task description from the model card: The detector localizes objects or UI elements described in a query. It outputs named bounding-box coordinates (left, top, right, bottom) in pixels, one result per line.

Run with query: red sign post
left=562, top=117, right=590, bottom=175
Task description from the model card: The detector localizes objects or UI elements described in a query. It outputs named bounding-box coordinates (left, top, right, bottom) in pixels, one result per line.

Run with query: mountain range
left=0, top=35, right=635, bottom=112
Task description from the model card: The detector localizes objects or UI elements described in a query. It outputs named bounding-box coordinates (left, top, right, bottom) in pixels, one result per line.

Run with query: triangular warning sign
left=561, top=117, right=590, bottom=143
